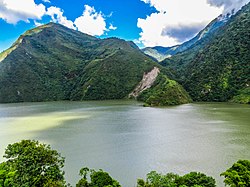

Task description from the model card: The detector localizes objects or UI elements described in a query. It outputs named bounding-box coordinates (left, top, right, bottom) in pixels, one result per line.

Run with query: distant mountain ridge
left=142, top=14, right=230, bottom=61
left=0, top=23, right=191, bottom=105
left=162, top=3, right=250, bottom=103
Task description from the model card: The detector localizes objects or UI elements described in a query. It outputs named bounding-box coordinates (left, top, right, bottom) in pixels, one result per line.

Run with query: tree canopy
left=76, top=167, right=121, bottom=187
left=0, top=140, right=249, bottom=187
left=220, top=160, right=250, bottom=187
left=137, top=171, right=215, bottom=187
left=0, top=140, right=66, bottom=187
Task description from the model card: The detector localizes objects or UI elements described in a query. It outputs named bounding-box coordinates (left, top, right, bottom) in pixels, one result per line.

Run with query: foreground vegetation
left=0, top=140, right=249, bottom=187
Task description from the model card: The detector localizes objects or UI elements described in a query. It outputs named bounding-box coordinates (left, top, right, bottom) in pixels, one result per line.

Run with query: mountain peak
left=0, top=20, right=191, bottom=106
left=0, top=23, right=54, bottom=62
left=24, top=23, right=53, bottom=36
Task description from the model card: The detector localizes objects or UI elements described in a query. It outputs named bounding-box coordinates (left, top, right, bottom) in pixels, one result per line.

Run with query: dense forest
left=0, top=23, right=154, bottom=102
left=161, top=3, right=250, bottom=103
left=0, top=140, right=249, bottom=187
left=0, top=23, right=190, bottom=106
left=138, top=73, right=192, bottom=106
left=0, top=4, right=249, bottom=105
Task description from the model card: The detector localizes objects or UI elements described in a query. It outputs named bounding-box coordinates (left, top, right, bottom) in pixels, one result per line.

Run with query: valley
left=0, top=1, right=249, bottom=187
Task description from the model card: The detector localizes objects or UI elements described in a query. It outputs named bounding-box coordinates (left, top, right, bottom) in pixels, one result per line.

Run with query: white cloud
left=42, top=0, right=51, bottom=3
left=207, top=0, right=250, bottom=14
left=34, top=20, right=43, bottom=27
left=138, top=0, right=224, bottom=47
left=46, top=6, right=76, bottom=29
left=139, top=0, right=250, bottom=47
left=0, top=1, right=114, bottom=37
left=74, top=5, right=108, bottom=36
left=109, top=24, right=117, bottom=30
left=0, top=0, right=46, bottom=24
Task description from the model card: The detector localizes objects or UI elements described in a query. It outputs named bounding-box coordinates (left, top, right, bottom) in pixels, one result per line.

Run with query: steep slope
left=137, top=73, right=192, bottom=106
left=142, top=15, right=229, bottom=62
left=0, top=23, right=191, bottom=105
left=129, top=67, right=160, bottom=98
left=164, top=3, right=250, bottom=102
left=0, top=23, right=99, bottom=102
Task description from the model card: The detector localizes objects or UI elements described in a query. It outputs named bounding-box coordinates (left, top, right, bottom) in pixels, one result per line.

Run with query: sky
left=0, top=0, right=249, bottom=52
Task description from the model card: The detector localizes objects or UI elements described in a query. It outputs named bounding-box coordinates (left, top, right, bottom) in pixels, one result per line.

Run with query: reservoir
left=0, top=100, right=249, bottom=186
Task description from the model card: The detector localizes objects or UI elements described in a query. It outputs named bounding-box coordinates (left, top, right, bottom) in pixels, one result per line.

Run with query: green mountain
left=137, top=73, right=192, bottom=106
left=162, top=3, right=250, bottom=103
left=0, top=23, right=191, bottom=105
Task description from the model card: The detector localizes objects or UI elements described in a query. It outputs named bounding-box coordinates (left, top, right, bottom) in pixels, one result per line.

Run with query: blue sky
left=0, top=0, right=249, bottom=52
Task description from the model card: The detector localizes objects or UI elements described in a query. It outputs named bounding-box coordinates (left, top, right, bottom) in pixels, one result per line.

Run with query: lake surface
left=0, top=100, right=249, bottom=186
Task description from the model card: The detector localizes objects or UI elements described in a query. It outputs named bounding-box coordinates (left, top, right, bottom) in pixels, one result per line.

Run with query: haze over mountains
left=0, top=2, right=249, bottom=105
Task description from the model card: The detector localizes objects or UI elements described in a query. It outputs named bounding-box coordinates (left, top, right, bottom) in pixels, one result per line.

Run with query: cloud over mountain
left=0, top=1, right=115, bottom=37
left=0, top=0, right=46, bottom=24
left=138, top=0, right=250, bottom=47
left=74, top=5, right=108, bottom=36
left=47, top=6, right=75, bottom=29
left=161, top=23, right=206, bottom=43
left=207, top=0, right=250, bottom=14
left=138, top=0, right=223, bottom=47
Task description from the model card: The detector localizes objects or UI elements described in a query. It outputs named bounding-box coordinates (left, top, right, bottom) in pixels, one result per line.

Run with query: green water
left=0, top=100, right=249, bottom=186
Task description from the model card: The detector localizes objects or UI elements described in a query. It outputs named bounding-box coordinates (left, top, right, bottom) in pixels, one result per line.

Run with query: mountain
left=142, top=15, right=229, bottom=62
left=142, top=46, right=176, bottom=62
left=0, top=23, right=191, bottom=105
left=162, top=3, right=250, bottom=103
left=137, top=73, right=192, bottom=106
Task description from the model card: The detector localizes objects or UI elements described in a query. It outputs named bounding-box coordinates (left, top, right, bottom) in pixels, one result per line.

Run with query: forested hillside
left=162, top=3, right=250, bottom=103
left=0, top=23, right=190, bottom=105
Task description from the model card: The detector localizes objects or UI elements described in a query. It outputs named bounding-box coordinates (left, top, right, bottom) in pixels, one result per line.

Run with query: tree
left=221, top=160, right=250, bottom=187
left=76, top=167, right=90, bottom=187
left=137, top=171, right=180, bottom=187
left=137, top=171, right=215, bottom=187
left=76, top=167, right=121, bottom=187
left=1, top=140, right=66, bottom=187
left=0, top=162, right=15, bottom=187
left=179, top=172, right=216, bottom=187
